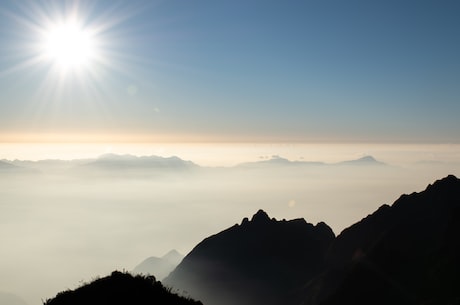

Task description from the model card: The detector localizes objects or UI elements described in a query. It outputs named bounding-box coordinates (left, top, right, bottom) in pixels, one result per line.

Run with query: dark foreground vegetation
left=43, top=271, right=202, bottom=305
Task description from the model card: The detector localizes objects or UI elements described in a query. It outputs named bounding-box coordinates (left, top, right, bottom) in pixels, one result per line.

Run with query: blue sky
left=0, top=0, right=459, bottom=143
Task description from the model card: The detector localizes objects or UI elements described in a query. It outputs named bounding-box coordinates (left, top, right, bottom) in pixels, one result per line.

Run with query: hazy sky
left=0, top=0, right=459, bottom=143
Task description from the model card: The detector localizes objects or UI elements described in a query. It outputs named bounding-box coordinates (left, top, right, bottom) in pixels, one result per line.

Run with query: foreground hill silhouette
left=165, top=175, right=460, bottom=305
left=164, top=210, right=335, bottom=305
left=43, top=271, right=202, bottom=305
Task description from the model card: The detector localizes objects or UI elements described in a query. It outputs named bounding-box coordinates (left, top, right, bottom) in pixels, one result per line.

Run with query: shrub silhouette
left=43, top=271, right=202, bottom=305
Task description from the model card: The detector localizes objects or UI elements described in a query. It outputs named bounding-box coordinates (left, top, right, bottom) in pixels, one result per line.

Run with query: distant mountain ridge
left=237, top=155, right=384, bottom=168
left=66, top=154, right=199, bottom=177
left=1, top=154, right=386, bottom=175
left=133, top=250, right=184, bottom=280
left=81, top=154, right=198, bottom=170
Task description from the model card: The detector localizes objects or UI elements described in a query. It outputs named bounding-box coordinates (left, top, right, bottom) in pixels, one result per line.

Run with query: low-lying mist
left=0, top=154, right=459, bottom=305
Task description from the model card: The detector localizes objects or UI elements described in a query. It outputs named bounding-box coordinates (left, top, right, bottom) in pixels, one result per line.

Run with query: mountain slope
left=303, top=175, right=460, bottom=305
left=165, top=175, right=460, bottom=305
left=164, top=210, right=335, bottom=305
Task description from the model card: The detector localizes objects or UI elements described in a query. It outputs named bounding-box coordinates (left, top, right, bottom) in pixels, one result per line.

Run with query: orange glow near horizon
left=4, top=131, right=458, bottom=145
left=1, top=136, right=460, bottom=168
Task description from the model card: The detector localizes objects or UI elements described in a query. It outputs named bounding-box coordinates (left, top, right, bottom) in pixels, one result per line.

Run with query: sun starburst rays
left=1, top=2, right=131, bottom=89
left=0, top=1, right=135, bottom=128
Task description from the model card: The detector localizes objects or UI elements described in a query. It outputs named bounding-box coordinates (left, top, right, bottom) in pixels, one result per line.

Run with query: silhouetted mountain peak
left=426, top=174, right=458, bottom=191
left=250, top=209, right=271, bottom=224
left=315, top=221, right=336, bottom=238
left=165, top=210, right=335, bottom=305
left=162, top=249, right=184, bottom=265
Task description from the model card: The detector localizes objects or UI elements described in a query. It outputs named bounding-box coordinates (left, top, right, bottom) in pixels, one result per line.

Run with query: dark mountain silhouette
left=43, top=271, right=202, bottom=305
left=164, top=210, right=335, bottom=305
left=163, top=175, right=459, bottom=305
left=300, top=175, right=460, bottom=305
left=0, top=291, right=28, bottom=305
left=133, top=250, right=184, bottom=280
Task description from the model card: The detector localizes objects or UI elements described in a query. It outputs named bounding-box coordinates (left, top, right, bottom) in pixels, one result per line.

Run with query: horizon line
left=1, top=132, right=459, bottom=145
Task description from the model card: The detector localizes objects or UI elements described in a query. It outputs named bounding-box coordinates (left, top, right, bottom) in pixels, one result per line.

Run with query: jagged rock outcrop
left=164, top=209, right=335, bottom=305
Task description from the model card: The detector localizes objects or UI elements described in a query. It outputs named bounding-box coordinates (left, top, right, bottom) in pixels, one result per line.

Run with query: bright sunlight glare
left=41, top=21, right=97, bottom=71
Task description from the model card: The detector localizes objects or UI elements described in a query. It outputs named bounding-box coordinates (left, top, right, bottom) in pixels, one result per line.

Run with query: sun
left=3, top=1, right=134, bottom=89
left=41, top=20, right=97, bottom=71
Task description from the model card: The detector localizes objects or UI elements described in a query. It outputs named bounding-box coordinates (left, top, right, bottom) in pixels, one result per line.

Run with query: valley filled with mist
left=1, top=152, right=459, bottom=304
